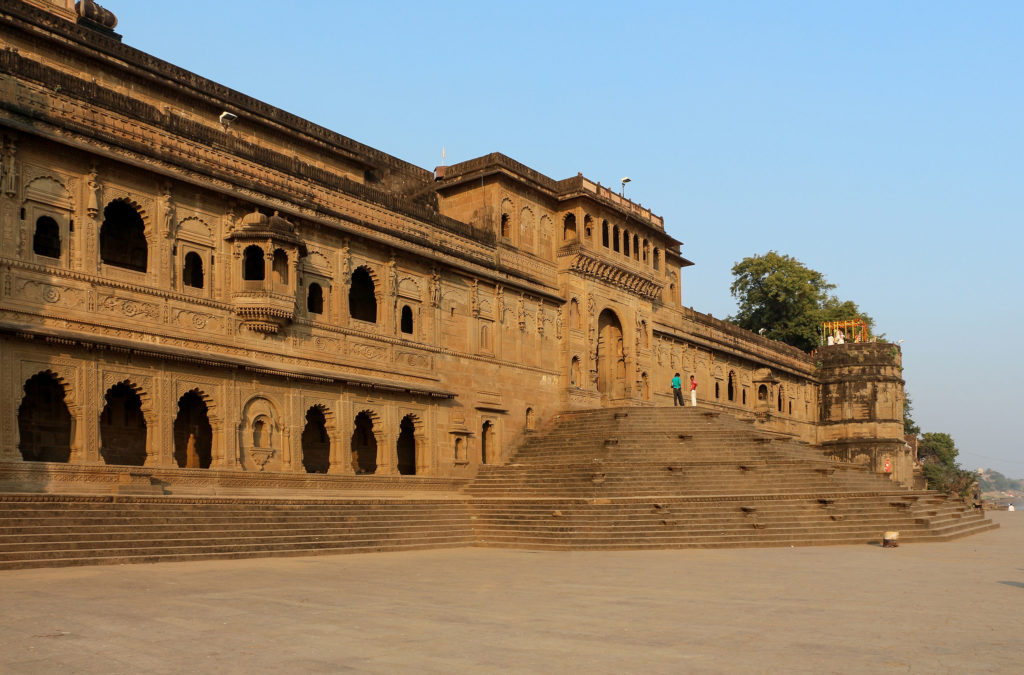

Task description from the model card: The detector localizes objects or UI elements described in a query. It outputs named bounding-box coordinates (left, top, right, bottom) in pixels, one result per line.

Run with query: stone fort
left=4, top=0, right=964, bottom=563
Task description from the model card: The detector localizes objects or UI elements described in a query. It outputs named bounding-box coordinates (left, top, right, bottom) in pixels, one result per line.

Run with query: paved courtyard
left=0, top=512, right=1019, bottom=674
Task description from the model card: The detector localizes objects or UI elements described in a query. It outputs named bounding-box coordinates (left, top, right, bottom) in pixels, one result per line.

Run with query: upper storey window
left=242, top=246, right=265, bottom=281
left=183, top=252, right=204, bottom=289
left=272, top=249, right=289, bottom=285
left=32, top=216, right=61, bottom=259
left=612, top=225, right=620, bottom=253
left=307, top=283, right=324, bottom=315
left=350, top=267, right=377, bottom=323
left=562, top=214, right=577, bottom=242
left=602, top=220, right=610, bottom=248
left=500, top=213, right=511, bottom=239
left=100, top=201, right=147, bottom=272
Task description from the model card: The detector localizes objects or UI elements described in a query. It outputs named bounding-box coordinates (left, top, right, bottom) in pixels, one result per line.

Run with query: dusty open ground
left=0, top=512, right=1019, bottom=674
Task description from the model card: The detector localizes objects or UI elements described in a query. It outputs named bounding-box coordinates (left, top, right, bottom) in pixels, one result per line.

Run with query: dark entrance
left=100, top=382, right=147, bottom=466
left=397, top=415, right=416, bottom=475
left=173, top=391, right=212, bottom=469
left=481, top=420, right=494, bottom=464
left=17, top=372, right=72, bottom=462
left=597, top=309, right=626, bottom=399
left=302, top=406, right=331, bottom=474
left=351, top=411, right=377, bottom=474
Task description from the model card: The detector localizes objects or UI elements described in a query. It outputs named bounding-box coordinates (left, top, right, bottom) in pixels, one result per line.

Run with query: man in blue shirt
left=671, top=372, right=684, bottom=406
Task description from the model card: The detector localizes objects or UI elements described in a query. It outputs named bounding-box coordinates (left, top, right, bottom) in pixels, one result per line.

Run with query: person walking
left=689, top=375, right=698, bottom=406
left=671, top=372, right=684, bottom=406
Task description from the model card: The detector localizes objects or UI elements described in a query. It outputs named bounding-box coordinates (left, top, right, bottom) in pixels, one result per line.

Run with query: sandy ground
left=0, top=512, right=1019, bottom=674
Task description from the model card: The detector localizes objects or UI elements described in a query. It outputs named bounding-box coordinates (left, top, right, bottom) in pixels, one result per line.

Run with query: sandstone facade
left=0, top=0, right=913, bottom=489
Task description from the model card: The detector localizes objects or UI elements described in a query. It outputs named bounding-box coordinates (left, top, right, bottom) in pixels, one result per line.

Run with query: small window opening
left=33, top=216, right=61, bottom=258
left=307, top=282, right=324, bottom=314
left=349, top=267, right=377, bottom=323
left=100, top=201, right=147, bottom=272
left=242, top=245, right=265, bottom=281
left=183, top=252, right=204, bottom=289
left=400, top=305, right=414, bottom=334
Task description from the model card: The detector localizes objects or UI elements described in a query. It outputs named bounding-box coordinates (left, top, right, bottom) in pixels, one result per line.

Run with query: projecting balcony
left=232, top=290, right=296, bottom=334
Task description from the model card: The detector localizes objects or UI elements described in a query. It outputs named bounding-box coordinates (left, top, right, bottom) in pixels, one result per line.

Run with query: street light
left=621, top=176, right=631, bottom=197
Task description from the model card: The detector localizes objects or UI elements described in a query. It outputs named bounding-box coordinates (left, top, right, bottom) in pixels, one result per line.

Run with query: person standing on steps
left=671, top=372, right=684, bottom=406
left=689, top=375, right=698, bottom=406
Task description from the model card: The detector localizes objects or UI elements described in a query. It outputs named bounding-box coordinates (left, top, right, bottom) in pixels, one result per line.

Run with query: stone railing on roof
left=677, top=306, right=814, bottom=364
left=444, top=153, right=664, bottom=231
left=554, top=175, right=664, bottom=231
left=0, top=49, right=491, bottom=247
left=0, top=0, right=433, bottom=186
left=444, top=152, right=559, bottom=191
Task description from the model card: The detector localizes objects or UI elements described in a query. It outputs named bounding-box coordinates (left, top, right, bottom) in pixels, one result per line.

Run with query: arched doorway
left=100, top=382, right=147, bottom=466
left=173, top=391, right=212, bottom=469
left=481, top=420, right=495, bottom=464
left=396, top=415, right=417, bottom=475
left=351, top=411, right=377, bottom=474
left=17, top=372, right=72, bottom=462
left=597, top=309, right=626, bottom=400
left=301, top=406, right=330, bottom=473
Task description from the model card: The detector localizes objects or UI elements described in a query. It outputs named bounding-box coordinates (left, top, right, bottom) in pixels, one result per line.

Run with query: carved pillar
left=84, top=167, right=101, bottom=274
left=83, top=361, right=101, bottom=464
left=0, top=345, right=17, bottom=461
left=377, top=432, right=395, bottom=475
left=328, top=424, right=354, bottom=474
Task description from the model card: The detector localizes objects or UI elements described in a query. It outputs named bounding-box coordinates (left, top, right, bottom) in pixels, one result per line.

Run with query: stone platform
left=0, top=512, right=1018, bottom=673
left=0, top=407, right=995, bottom=569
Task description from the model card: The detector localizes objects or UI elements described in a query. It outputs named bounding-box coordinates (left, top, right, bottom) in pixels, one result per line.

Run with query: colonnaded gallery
left=0, top=0, right=915, bottom=497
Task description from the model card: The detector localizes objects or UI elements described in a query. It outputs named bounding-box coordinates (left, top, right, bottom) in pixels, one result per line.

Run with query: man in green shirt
left=671, top=373, right=683, bottom=406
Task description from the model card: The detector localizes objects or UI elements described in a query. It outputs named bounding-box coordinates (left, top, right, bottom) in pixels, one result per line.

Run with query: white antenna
left=441, top=146, right=446, bottom=167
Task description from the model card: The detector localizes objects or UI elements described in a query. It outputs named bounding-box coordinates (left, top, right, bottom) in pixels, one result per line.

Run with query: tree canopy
left=728, top=251, right=872, bottom=351
left=918, top=431, right=976, bottom=496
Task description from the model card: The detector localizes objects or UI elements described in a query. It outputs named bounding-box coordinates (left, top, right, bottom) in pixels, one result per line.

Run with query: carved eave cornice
left=566, top=250, right=664, bottom=301
left=0, top=320, right=457, bottom=399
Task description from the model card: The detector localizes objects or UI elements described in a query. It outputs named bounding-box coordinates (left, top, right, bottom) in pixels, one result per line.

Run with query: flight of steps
left=0, top=495, right=474, bottom=570
left=466, top=407, right=997, bottom=549
left=0, top=407, right=997, bottom=569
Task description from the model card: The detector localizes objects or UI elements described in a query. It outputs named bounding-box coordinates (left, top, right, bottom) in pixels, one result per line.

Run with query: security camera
left=219, top=111, right=238, bottom=126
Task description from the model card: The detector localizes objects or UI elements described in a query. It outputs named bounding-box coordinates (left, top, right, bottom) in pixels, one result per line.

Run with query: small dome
left=240, top=209, right=268, bottom=228
left=267, top=211, right=295, bottom=234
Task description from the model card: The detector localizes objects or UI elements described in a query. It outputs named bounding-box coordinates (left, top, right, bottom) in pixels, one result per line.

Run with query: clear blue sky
left=112, top=1, right=1024, bottom=476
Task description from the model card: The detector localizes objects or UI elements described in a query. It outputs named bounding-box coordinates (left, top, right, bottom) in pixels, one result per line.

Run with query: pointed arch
left=173, top=389, right=213, bottom=469
left=18, top=371, right=73, bottom=462
left=351, top=408, right=381, bottom=474
left=302, top=405, right=332, bottom=473
left=100, top=199, right=148, bottom=272
left=349, top=265, right=378, bottom=323
left=397, top=413, right=421, bottom=475
left=100, top=379, right=150, bottom=466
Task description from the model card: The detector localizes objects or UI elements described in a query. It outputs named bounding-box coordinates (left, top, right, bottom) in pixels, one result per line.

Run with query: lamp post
left=621, top=176, right=631, bottom=197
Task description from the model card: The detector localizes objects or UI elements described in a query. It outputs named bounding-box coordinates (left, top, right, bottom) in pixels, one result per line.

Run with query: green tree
left=728, top=251, right=872, bottom=351
left=918, top=432, right=976, bottom=497
left=903, top=393, right=921, bottom=436
left=918, top=432, right=958, bottom=466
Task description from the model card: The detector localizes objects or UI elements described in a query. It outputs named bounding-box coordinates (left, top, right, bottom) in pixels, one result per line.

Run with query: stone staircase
left=0, top=407, right=996, bottom=569
left=465, top=407, right=997, bottom=549
left=0, top=496, right=474, bottom=570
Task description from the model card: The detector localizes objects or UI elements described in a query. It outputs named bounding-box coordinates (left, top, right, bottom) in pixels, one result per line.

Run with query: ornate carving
left=100, top=295, right=161, bottom=320
left=349, top=342, right=388, bottom=361
left=84, top=167, right=100, bottom=219
left=429, top=266, right=440, bottom=307
left=1, top=137, right=16, bottom=198
left=570, top=252, right=664, bottom=300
